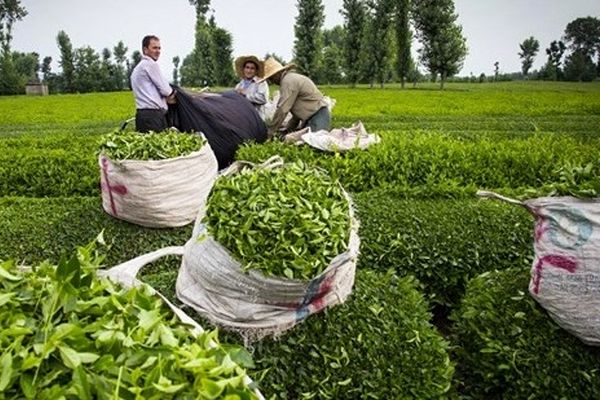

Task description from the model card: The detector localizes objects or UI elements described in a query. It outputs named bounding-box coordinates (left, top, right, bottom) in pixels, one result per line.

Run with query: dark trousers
left=135, top=109, right=168, bottom=133
left=304, top=106, right=331, bottom=132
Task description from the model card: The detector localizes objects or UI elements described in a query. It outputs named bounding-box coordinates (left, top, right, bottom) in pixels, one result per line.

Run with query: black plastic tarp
left=168, top=86, right=268, bottom=169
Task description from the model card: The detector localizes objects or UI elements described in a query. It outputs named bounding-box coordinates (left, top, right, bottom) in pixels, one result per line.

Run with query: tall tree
left=362, top=0, right=395, bottom=88
left=113, top=40, right=128, bottom=90
left=56, top=30, right=75, bottom=93
left=12, top=50, right=38, bottom=82
left=563, top=17, right=600, bottom=59
left=210, top=17, right=235, bottom=86
left=493, top=61, right=499, bottom=81
left=564, top=16, right=600, bottom=76
left=41, top=56, right=52, bottom=81
left=99, top=47, right=115, bottom=91
left=0, top=0, right=27, bottom=95
left=317, top=25, right=345, bottom=84
left=563, top=49, right=597, bottom=82
left=293, top=0, right=325, bottom=78
left=518, top=36, right=540, bottom=77
left=0, top=0, right=27, bottom=51
left=40, top=55, right=57, bottom=92
left=183, top=0, right=214, bottom=87
left=172, top=55, right=180, bottom=86
left=541, top=40, right=566, bottom=81
left=411, top=0, right=467, bottom=89
left=394, top=0, right=412, bottom=88
left=126, top=50, right=141, bottom=90
left=73, top=46, right=102, bottom=92
left=341, top=0, right=366, bottom=87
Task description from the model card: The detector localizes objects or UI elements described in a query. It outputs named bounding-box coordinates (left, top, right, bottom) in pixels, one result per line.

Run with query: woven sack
left=99, top=142, right=217, bottom=228
left=479, top=191, right=600, bottom=346
left=176, top=156, right=360, bottom=337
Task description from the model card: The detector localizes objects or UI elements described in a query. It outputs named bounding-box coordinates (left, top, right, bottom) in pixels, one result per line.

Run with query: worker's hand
left=236, top=88, right=245, bottom=95
left=166, top=91, right=177, bottom=104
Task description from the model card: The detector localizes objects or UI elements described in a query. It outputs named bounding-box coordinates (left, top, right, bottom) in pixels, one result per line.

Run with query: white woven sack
left=176, top=157, right=360, bottom=337
left=99, top=143, right=218, bottom=228
left=479, top=191, right=600, bottom=346
left=286, top=121, right=381, bottom=152
left=99, top=248, right=264, bottom=400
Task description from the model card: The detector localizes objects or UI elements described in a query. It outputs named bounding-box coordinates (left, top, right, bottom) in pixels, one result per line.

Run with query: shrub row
left=4, top=129, right=599, bottom=197
left=237, top=131, right=600, bottom=193
left=451, top=267, right=600, bottom=399
left=0, top=129, right=103, bottom=152
left=333, top=115, right=600, bottom=135
left=0, top=150, right=99, bottom=196
left=238, top=270, right=453, bottom=399
left=354, top=190, right=535, bottom=308
left=0, top=196, right=191, bottom=266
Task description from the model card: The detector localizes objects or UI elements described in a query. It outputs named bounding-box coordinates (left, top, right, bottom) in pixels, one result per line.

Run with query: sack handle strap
left=99, top=246, right=265, bottom=400
left=477, top=190, right=524, bottom=206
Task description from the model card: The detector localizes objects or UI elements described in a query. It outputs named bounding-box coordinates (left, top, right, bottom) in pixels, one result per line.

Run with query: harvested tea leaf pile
left=204, top=161, right=351, bottom=280
left=0, top=242, right=257, bottom=398
left=99, top=130, right=206, bottom=160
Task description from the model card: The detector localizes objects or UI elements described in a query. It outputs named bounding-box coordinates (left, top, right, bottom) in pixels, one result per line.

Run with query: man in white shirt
left=130, top=35, right=175, bottom=133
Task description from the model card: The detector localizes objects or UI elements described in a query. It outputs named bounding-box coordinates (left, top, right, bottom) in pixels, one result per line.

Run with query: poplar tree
left=0, top=0, right=27, bottom=94
left=41, top=56, right=52, bottom=81
left=56, top=30, right=75, bottom=93
left=411, top=0, right=467, bottom=89
left=293, top=0, right=325, bottom=78
left=518, top=36, right=540, bottom=77
left=362, top=0, right=394, bottom=88
left=342, top=0, right=366, bottom=87
left=0, top=0, right=26, bottom=53
left=318, top=25, right=345, bottom=84
left=183, top=0, right=214, bottom=87
left=541, top=40, right=565, bottom=81
left=172, top=56, right=180, bottom=86
left=394, top=0, right=412, bottom=88
left=113, top=40, right=128, bottom=90
left=210, top=16, right=235, bottom=86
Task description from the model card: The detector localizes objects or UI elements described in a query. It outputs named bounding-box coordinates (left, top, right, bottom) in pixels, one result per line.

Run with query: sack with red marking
left=479, top=191, right=600, bottom=346
left=98, top=130, right=218, bottom=228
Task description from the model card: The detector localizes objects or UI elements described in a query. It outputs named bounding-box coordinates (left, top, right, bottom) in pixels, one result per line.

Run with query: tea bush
left=354, top=190, right=534, bottom=307
left=0, top=196, right=191, bottom=266
left=451, top=267, right=600, bottom=399
left=239, top=270, right=453, bottom=399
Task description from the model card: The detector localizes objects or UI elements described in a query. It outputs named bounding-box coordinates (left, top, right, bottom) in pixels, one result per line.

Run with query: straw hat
left=259, top=57, right=296, bottom=82
left=234, top=55, right=264, bottom=78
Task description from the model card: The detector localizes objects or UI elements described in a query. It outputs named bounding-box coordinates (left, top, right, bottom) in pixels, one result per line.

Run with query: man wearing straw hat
left=234, top=55, right=269, bottom=120
left=261, top=57, right=331, bottom=138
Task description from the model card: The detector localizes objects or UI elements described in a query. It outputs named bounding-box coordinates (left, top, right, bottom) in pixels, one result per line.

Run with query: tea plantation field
left=1, top=81, right=600, bottom=399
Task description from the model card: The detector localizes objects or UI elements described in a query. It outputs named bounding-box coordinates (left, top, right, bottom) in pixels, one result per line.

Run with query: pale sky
left=11, top=0, right=600, bottom=79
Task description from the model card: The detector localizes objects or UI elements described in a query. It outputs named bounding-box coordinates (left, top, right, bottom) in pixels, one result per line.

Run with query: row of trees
left=518, top=16, right=600, bottom=82
left=293, top=0, right=467, bottom=89
left=1, top=0, right=469, bottom=94
left=1, top=0, right=598, bottom=95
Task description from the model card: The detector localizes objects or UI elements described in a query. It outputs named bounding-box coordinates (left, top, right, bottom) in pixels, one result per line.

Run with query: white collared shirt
left=131, top=55, right=172, bottom=110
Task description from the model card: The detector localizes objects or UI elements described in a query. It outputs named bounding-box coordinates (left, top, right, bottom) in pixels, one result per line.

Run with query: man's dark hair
left=142, top=35, right=160, bottom=49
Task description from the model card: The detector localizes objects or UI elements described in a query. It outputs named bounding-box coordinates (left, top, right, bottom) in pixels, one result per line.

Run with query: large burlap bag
left=176, top=156, right=360, bottom=337
left=479, top=191, right=600, bottom=346
left=99, top=143, right=218, bottom=228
